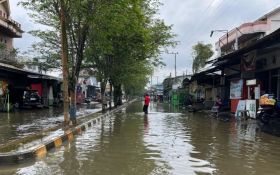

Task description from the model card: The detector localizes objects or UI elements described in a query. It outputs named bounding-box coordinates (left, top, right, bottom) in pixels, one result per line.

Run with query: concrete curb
left=0, top=100, right=136, bottom=165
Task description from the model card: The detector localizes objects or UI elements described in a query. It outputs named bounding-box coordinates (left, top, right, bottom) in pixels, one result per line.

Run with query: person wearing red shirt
left=143, top=94, right=150, bottom=114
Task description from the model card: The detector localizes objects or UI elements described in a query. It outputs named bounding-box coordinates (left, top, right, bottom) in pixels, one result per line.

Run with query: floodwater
left=2, top=101, right=280, bottom=175
left=0, top=103, right=100, bottom=146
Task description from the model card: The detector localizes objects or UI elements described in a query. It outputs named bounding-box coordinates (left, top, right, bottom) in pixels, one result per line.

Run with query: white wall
left=267, top=12, right=280, bottom=35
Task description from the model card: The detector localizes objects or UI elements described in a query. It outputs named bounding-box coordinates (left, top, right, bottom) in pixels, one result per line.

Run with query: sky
left=10, top=0, right=280, bottom=83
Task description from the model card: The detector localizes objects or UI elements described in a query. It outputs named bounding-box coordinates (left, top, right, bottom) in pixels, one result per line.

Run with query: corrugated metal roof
left=0, top=62, right=61, bottom=81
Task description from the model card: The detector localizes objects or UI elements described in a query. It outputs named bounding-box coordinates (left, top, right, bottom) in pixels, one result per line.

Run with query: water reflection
left=1, top=102, right=280, bottom=175
left=0, top=105, right=101, bottom=146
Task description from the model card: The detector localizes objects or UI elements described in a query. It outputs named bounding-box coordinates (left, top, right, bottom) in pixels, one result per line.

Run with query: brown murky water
left=0, top=104, right=100, bottom=146
left=1, top=101, right=280, bottom=175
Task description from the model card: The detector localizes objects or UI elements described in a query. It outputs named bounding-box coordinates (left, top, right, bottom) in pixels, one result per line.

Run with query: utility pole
left=210, top=30, right=228, bottom=53
left=59, top=0, right=70, bottom=125
left=153, top=76, right=159, bottom=85
left=167, top=52, right=179, bottom=78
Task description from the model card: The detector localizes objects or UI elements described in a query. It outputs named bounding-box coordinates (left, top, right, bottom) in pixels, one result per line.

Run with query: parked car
left=22, top=90, right=42, bottom=107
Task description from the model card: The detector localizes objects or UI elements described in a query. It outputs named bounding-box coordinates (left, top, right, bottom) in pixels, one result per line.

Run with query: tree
left=192, top=42, right=214, bottom=74
left=20, top=0, right=95, bottom=124
left=20, top=0, right=176, bottom=114
left=84, top=0, right=176, bottom=107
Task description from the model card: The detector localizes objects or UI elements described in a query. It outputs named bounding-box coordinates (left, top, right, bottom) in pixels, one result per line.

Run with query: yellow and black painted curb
left=0, top=100, right=135, bottom=165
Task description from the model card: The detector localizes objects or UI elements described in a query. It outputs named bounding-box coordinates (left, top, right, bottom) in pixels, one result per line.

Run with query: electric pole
left=167, top=52, right=179, bottom=78
left=59, top=0, right=70, bottom=125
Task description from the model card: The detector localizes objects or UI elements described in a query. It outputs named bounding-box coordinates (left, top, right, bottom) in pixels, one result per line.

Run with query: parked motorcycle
left=257, top=94, right=280, bottom=124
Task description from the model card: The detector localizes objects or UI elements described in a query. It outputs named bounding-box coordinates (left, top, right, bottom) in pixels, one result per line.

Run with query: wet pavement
left=0, top=103, right=101, bottom=146
left=1, top=101, right=280, bottom=175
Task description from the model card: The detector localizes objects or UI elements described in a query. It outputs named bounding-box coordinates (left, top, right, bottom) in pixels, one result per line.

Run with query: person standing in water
left=143, top=94, right=150, bottom=114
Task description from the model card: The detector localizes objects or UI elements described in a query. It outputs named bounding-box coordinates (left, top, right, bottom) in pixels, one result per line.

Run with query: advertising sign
left=246, top=79, right=256, bottom=86
left=230, top=79, right=243, bottom=99
left=246, top=100, right=256, bottom=118
left=235, top=100, right=246, bottom=117
left=254, top=86, right=260, bottom=99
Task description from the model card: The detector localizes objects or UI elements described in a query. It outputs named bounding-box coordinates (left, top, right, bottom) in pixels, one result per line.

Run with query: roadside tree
left=20, top=0, right=95, bottom=124
left=192, top=42, right=214, bottom=74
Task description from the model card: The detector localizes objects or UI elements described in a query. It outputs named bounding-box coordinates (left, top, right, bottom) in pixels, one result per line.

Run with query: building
left=216, top=7, right=280, bottom=56
left=0, top=0, right=22, bottom=49
left=0, top=0, right=23, bottom=67
left=0, top=1, right=62, bottom=110
left=0, top=63, right=62, bottom=110
left=204, top=7, right=280, bottom=118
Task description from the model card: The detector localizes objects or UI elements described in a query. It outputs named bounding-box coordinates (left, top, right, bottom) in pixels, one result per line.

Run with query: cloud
left=155, top=0, right=280, bottom=83
left=8, top=0, right=280, bottom=84
left=10, top=0, right=40, bottom=53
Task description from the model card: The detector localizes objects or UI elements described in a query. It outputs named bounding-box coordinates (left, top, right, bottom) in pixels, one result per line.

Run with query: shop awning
left=0, top=62, right=61, bottom=81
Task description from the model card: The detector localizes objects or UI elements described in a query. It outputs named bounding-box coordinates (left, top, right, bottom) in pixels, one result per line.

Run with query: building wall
left=0, top=4, right=8, bottom=18
left=0, top=2, right=13, bottom=50
left=256, top=49, right=280, bottom=72
left=267, top=12, right=280, bottom=35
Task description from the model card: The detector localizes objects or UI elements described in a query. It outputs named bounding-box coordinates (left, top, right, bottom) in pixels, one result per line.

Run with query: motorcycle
left=257, top=94, right=280, bottom=124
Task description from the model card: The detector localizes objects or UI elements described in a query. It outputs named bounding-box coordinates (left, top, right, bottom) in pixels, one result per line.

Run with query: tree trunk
left=113, top=84, right=122, bottom=107
left=60, top=0, right=69, bottom=125
left=109, top=81, right=112, bottom=109
left=101, top=81, right=106, bottom=112
left=69, top=87, right=77, bottom=125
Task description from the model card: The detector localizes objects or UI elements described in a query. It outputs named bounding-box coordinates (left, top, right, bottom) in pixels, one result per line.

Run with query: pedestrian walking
left=143, top=94, right=150, bottom=114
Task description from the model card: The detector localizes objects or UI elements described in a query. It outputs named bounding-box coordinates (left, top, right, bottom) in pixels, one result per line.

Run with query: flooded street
left=2, top=101, right=280, bottom=175
left=0, top=104, right=100, bottom=146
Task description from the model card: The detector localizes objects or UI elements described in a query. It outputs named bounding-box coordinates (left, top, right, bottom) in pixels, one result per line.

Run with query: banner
left=246, top=100, right=256, bottom=119
left=235, top=100, right=246, bottom=117
left=230, top=79, right=243, bottom=99
left=241, top=50, right=256, bottom=72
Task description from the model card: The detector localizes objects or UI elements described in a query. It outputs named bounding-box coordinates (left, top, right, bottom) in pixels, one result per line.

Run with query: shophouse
left=0, top=0, right=61, bottom=110
left=208, top=7, right=280, bottom=118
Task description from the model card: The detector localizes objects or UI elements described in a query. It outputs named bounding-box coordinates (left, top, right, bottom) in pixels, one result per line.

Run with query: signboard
left=230, top=80, right=243, bottom=99
left=246, top=79, right=256, bottom=86
left=172, top=84, right=179, bottom=90
left=235, top=100, right=246, bottom=117
left=254, top=86, right=260, bottom=99
left=246, top=100, right=256, bottom=118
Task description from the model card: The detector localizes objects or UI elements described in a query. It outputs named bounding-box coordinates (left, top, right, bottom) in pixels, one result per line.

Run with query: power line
left=187, top=0, right=224, bottom=44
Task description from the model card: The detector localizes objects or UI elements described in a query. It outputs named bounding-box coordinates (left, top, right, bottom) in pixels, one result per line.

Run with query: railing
left=9, top=19, right=21, bottom=29
left=0, top=16, right=22, bottom=32
left=0, top=49, right=20, bottom=66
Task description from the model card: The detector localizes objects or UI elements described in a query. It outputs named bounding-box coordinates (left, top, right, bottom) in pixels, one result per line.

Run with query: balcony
left=216, top=21, right=267, bottom=50
left=0, top=16, right=23, bottom=38
left=0, top=49, right=23, bottom=68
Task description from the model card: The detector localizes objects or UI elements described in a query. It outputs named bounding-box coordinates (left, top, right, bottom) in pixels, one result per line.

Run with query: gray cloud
left=9, top=0, right=280, bottom=83
left=156, top=0, right=280, bottom=83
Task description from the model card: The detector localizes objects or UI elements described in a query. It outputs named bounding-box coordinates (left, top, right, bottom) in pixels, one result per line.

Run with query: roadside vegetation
left=19, top=0, right=176, bottom=124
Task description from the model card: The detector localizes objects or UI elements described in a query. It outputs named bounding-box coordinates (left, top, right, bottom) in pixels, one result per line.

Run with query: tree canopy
left=20, top=0, right=176, bottom=110
left=192, top=42, right=214, bottom=74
